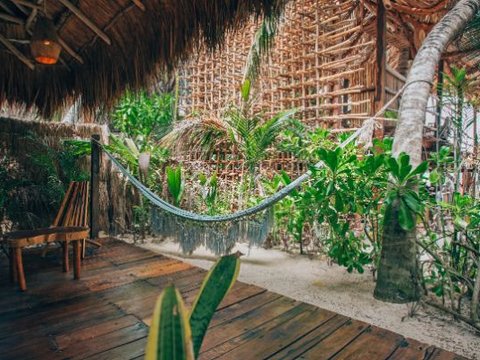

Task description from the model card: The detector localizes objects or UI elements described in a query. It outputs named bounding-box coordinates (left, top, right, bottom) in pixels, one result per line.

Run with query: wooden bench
left=2, top=181, right=91, bottom=291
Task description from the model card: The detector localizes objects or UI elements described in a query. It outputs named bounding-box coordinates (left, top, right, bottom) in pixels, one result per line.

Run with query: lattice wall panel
left=176, top=0, right=407, bottom=189
left=179, top=0, right=405, bottom=131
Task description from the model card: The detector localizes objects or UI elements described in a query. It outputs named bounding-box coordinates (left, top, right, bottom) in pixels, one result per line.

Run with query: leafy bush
left=112, top=91, right=174, bottom=149
left=0, top=135, right=90, bottom=231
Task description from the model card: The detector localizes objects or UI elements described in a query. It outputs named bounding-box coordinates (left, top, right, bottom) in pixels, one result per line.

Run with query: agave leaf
left=189, top=253, right=241, bottom=357
left=145, top=285, right=194, bottom=360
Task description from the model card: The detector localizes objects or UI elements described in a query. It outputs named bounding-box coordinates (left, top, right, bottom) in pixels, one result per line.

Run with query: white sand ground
left=131, top=237, right=479, bottom=359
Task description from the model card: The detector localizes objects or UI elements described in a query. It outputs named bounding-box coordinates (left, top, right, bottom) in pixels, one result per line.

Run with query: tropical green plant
left=267, top=130, right=393, bottom=272
left=107, top=134, right=169, bottom=189
left=383, top=153, right=428, bottom=231
left=243, top=8, right=283, bottom=83
left=112, top=91, right=174, bottom=150
left=224, top=105, right=295, bottom=179
left=0, top=135, right=90, bottom=231
left=198, top=173, right=219, bottom=214
left=145, top=253, right=240, bottom=359
left=161, top=80, right=295, bottom=195
left=166, top=166, right=184, bottom=207
left=443, top=66, right=473, bottom=192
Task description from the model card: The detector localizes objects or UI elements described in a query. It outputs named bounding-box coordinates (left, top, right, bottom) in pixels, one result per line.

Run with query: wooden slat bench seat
left=4, top=226, right=89, bottom=291
left=1, top=181, right=91, bottom=291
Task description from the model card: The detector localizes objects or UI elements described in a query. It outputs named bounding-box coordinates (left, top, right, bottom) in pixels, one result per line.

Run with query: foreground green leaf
left=189, top=253, right=241, bottom=357
left=145, top=285, right=194, bottom=360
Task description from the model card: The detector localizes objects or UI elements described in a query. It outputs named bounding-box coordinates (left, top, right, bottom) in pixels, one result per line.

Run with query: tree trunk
left=375, top=199, right=420, bottom=303
left=374, top=0, right=480, bottom=303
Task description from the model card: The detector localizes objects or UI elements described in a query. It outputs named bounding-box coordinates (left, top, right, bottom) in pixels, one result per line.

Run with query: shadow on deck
left=0, top=239, right=466, bottom=359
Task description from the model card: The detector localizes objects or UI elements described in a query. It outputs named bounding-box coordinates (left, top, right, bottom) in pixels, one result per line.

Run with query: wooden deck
left=0, top=239, right=466, bottom=360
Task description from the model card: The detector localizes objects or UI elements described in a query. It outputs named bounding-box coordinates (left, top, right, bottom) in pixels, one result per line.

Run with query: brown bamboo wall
left=177, top=0, right=406, bottom=182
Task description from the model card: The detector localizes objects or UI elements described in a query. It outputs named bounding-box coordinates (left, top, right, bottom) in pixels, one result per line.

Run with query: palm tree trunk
left=374, top=0, right=480, bottom=303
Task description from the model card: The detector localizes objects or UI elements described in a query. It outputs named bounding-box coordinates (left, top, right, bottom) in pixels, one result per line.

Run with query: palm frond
left=159, top=117, right=229, bottom=157
left=243, top=7, right=284, bottom=83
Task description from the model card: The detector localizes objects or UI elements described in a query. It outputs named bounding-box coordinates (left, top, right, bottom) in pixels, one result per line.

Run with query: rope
left=101, top=80, right=420, bottom=223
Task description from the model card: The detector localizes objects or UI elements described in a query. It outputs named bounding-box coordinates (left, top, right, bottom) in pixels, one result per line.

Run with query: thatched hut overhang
left=0, top=0, right=283, bottom=117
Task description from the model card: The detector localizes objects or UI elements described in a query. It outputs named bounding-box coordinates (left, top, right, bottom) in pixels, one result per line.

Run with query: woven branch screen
left=179, top=0, right=407, bottom=130
left=175, top=0, right=412, bottom=191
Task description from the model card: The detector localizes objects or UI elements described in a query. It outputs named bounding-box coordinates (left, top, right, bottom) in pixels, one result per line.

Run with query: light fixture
left=30, top=17, right=61, bottom=65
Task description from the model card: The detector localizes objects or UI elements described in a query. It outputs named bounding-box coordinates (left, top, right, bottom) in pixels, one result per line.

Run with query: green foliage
left=198, top=173, right=219, bottom=214
left=166, top=166, right=184, bottom=207
left=383, top=153, right=428, bottom=231
left=189, top=253, right=240, bottom=357
left=145, top=285, right=194, bottom=360
left=145, top=254, right=240, bottom=359
left=0, top=134, right=90, bottom=231
left=112, top=91, right=174, bottom=150
left=267, top=131, right=394, bottom=272
left=243, top=7, right=283, bottom=83
left=224, top=97, right=296, bottom=177
left=106, top=134, right=169, bottom=191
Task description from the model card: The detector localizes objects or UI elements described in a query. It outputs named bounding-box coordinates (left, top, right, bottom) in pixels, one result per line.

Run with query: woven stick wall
left=175, top=0, right=409, bottom=189
left=180, top=0, right=406, bottom=128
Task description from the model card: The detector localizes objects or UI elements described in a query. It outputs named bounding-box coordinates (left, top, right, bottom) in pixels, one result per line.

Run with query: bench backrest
left=52, top=181, right=90, bottom=228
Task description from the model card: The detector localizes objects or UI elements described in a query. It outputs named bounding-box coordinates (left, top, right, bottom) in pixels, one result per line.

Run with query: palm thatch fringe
left=0, top=0, right=287, bottom=118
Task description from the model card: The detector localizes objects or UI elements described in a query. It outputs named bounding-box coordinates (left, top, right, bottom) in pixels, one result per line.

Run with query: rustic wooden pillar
left=90, top=134, right=101, bottom=240
left=374, top=0, right=387, bottom=138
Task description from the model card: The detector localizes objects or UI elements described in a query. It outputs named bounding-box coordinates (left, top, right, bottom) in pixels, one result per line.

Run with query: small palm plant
left=166, top=165, right=184, bottom=207
left=161, top=80, right=295, bottom=193
left=225, top=80, right=296, bottom=180
left=145, top=253, right=241, bottom=359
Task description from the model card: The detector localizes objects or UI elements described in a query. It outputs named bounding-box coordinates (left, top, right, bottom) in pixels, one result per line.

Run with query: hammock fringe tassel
left=150, top=207, right=274, bottom=255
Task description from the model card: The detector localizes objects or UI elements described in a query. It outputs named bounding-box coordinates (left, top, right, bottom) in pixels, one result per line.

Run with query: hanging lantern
left=30, top=17, right=61, bottom=65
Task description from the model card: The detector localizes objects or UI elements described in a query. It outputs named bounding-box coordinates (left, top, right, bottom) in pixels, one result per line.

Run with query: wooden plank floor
left=0, top=239, right=466, bottom=360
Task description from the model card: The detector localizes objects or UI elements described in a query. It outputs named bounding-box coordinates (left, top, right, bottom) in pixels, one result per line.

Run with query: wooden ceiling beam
left=0, top=33, right=35, bottom=69
left=1, top=9, right=84, bottom=65
left=131, top=0, right=145, bottom=11
left=0, top=1, right=16, bottom=15
left=10, top=0, right=29, bottom=15
left=58, top=36, right=83, bottom=63
left=57, top=0, right=111, bottom=45
left=11, top=0, right=42, bottom=11
left=0, top=12, right=24, bottom=24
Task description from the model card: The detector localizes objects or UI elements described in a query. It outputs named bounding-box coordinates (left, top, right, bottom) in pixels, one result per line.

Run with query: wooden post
left=90, top=134, right=101, bottom=240
left=374, top=0, right=387, bottom=138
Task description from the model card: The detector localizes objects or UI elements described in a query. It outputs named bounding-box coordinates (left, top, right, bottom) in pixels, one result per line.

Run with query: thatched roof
left=0, top=0, right=282, bottom=117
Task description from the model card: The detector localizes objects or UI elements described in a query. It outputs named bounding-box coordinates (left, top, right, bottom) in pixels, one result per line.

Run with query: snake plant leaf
left=166, top=166, right=184, bottom=206
left=189, top=253, right=241, bottom=357
left=145, top=285, right=194, bottom=360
